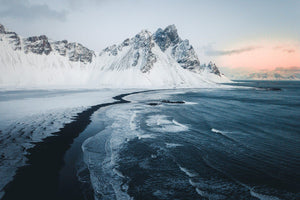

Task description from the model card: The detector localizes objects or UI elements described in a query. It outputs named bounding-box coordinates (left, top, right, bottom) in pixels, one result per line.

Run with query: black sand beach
left=2, top=91, right=146, bottom=200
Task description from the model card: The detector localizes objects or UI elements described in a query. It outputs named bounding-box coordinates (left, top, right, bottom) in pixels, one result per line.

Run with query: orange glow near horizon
left=219, top=40, right=300, bottom=71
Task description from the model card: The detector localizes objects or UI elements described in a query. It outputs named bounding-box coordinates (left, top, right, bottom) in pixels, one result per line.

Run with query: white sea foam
left=130, top=109, right=155, bottom=139
left=211, top=128, right=224, bottom=134
left=211, top=128, right=232, bottom=138
left=151, top=154, right=157, bottom=159
left=146, top=115, right=188, bottom=133
left=165, top=143, right=183, bottom=148
left=83, top=102, right=191, bottom=199
left=137, top=134, right=155, bottom=139
left=189, top=179, right=197, bottom=187
left=82, top=103, right=145, bottom=200
left=129, top=111, right=138, bottom=130
left=146, top=114, right=170, bottom=126
left=250, top=190, right=282, bottom=200
left=196, top=188, right=226, bottom=200
left=172, top=119, right=188, bottom=129
left=178, top=165, right=198, bottom=178
left=113, top=168, right=125, bottom=178
left=184, top=101, right=198, bottom=105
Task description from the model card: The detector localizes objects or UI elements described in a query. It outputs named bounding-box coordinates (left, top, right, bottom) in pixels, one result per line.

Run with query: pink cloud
left=217, top=40, right=300, bottom=70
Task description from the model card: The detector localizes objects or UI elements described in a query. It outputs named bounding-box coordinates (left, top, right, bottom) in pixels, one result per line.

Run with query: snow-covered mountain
left=0, top=24, right=229, bottom=89
left=221, top=66, right=300, bottom=80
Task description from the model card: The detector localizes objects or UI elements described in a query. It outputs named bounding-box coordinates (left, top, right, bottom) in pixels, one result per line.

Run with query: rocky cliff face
left=0, top=24, right=5, bottom=34
left=24, top=35, right=52, bottom=55
left=52, top=40, right=95, bottom=63
left=0, top=25, right=21, bottom=51
left=99, top=30, right=157, bottom=73
left=153, top=25, right=180, bottom=51
left=0, top=24, right=95, bottom=63
left=153, top=25, right=202, bottom=72
left=202, top=62, right=221, bottom=76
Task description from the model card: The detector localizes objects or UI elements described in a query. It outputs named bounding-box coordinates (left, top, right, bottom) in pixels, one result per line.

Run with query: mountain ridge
left=0, top=23, right=229, bottom=88
left=221, top=67, right=300, bottom=80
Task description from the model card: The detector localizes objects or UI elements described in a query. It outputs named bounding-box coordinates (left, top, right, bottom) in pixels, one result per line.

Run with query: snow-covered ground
left=0, top=88, right=137, bottom=198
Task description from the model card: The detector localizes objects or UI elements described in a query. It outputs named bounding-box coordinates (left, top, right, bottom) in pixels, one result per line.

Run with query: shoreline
left=2, top=90, right=149, bottom=200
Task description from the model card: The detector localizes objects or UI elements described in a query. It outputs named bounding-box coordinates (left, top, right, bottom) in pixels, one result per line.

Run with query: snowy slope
left=0, top=24, right=230, bottom=89
left=0, top=43, right=95, bottom=89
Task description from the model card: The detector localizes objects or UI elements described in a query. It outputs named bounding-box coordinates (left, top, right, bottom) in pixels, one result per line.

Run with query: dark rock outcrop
left=52, top=40, right=68, bottom=56
left=0, top=24, right=5, bottom=34
left=24, top=35, right=52, bottom=55
left=133, top=30, right=157, bottom=73
left=66, top=42, right=95, bottom=63
left=5, top=31, right=21, bottom=50
left=49, top=40, right=95, bottom=63
left=153, top=25, right=202, bottom=72
left=153, top=25, right=180, bottom=51
left=205, top=61, right=221, bottom=76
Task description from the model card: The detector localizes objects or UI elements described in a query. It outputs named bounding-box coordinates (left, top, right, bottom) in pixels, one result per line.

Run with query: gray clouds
left=0, top=0, right=67, bottom=21
left=273, top=46, right=295, bottom=54
left=204, top=45, right=261, bottom=56
left=283, top=49, right=295, bottom=53
left=66, top=0, right=107, bottom=8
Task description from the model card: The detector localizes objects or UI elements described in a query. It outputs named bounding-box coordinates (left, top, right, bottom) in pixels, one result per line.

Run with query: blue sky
left=0, top=0, right=299, bottom=69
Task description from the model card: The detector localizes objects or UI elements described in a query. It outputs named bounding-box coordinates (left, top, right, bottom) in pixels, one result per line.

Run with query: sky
left=0, top=0, right=299, bottom=73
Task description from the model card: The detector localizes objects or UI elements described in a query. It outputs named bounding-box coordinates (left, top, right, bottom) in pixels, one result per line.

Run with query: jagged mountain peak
left=0, top=24, right=95, bottom=63
left=135, top=29, right=152, bottom=39
left=24, top=35, right=52, bottom=55
left=165, top=24, right=177, bottom=32
left=205, top=61, right=221, bottom=76
left=153, top=24, right=181, bottom=52
left=102, top=29, right=154, bottom=56
left=98, top=27, right=157, bottom=73
left=98, top=24, right=223, bottom=75
left=51, top=40, right=95, bottom=63
left=153, top=25, right=202, bottom=73
left=163, top=24, right=181, bottom=44
left=0, top=24, right=21, bottom=51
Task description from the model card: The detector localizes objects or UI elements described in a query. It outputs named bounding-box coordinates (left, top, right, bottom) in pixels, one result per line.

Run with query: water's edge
left=2, top=90, right=150, bottom=200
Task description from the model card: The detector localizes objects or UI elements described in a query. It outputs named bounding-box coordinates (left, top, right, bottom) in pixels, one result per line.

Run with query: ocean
left=80, top=81, right=300, bottom=200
